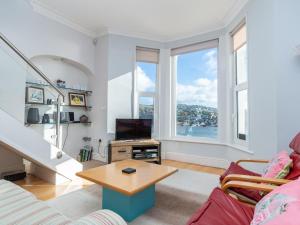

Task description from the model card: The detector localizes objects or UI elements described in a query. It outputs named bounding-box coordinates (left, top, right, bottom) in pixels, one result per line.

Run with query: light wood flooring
left=13, top=160, right=225, bottom=201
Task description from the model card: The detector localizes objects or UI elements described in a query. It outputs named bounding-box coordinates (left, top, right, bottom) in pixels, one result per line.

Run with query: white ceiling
left=30, top=0, right=248, bottom=41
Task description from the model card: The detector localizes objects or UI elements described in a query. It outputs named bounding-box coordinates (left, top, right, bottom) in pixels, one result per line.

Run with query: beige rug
left=47, top=169, right=219, bottom=225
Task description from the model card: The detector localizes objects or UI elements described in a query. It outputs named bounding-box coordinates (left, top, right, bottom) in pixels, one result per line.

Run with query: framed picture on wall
left=69, top=92, right=86, bottom=107
left=26, top=87, right=45, bottom=104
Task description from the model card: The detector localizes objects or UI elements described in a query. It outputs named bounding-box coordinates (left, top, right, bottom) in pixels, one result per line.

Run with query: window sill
left=161, top=137, right=225, bottom=146
left=160, top=138, right=254, bottom=154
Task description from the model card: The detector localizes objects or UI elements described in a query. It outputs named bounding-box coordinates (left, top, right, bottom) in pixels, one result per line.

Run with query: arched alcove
left=26, top=55, right=94, bottom=159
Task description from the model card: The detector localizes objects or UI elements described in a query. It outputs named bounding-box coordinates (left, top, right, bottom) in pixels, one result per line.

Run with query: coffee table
left=76, top=159, right=178, bottom=222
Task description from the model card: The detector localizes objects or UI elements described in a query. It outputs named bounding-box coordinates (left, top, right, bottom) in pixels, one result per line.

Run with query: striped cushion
left=72, top=210, right=127, bottom=225
left=0, top=180, right=127, bottom=225
left=0, top=180, right=71, bottom=225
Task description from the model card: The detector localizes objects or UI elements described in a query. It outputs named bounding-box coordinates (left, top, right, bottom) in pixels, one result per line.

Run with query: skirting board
left=165, top=152, right=230, bottom=169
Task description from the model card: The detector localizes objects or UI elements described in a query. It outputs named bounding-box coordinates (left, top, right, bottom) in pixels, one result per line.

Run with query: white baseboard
left=165, top=152, right=230, bottom=169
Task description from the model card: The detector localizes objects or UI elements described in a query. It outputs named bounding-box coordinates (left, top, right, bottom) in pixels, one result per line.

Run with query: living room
left=0, top=0, right=300, bottom=224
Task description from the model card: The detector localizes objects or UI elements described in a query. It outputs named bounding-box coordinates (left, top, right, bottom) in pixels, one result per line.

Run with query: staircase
left=0, top=33, right=82, bottom=183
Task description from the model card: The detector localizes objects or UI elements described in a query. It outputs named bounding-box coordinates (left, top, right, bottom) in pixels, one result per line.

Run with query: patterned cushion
left=262, top=151, right=292, bottom=179
left=251, top=178, right=300, bottom=225
left=72, top=210, right=127, bottom=225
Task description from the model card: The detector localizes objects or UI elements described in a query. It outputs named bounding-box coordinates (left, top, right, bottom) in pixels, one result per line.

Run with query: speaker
left=42, top=114, right=50, bottom=124
left=27, top=108, right=40, bottom=124
left=69, top=112, right=74, bottom=122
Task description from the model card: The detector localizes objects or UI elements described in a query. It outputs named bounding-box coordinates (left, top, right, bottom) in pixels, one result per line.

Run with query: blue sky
left=177, top=48, right=217, bottom=84
left=137, top=47, right=218, bottom=108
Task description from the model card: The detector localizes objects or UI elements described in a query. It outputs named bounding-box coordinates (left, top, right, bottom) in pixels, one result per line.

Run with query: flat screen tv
left=116, top=119, right=152, bottom=140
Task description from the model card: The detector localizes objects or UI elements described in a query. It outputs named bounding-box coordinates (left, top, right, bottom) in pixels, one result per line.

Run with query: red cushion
left=289, top=132, right=300, bottom=154
left=286, top=152, right=300, bottom=180
left=187, top=188, right=254, bottom=225
left=220, top=162, right=261, bottom=182
left=220, top=162, right=263, bottom=202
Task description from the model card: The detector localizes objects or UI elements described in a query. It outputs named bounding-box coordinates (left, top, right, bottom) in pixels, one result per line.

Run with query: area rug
left=46, top=169, right=219, bottom=225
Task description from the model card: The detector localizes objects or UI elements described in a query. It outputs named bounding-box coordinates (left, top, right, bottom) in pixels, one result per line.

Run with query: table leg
left=102, top=185, right=155, bottom=222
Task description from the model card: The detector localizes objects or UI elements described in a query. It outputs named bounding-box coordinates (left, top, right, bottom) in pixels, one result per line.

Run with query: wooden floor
left=13, top=160, right=225, bottom=201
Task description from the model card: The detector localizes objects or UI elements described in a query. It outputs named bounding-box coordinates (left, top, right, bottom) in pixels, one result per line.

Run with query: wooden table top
left=76, top=159, right=178, bottom=195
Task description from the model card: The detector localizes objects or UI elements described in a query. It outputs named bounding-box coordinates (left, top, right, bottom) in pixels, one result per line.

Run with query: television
left=116, top=119, right=152, bottom=140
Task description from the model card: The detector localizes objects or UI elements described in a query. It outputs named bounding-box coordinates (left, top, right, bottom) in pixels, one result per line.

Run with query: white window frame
left=134, top=52, right=160, bottom=138
left=170, top=40, right=219, bottom=142
left=232, top=21, right=249, bottom=146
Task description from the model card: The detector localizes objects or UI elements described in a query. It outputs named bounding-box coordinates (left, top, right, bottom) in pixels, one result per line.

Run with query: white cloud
left=136, top=66, right=155, bottom=92
left=176, top=49, right=218, bottom=108
left=204, top=49, right=217, bottom=75
left=177, top=78, right=217, bottom=108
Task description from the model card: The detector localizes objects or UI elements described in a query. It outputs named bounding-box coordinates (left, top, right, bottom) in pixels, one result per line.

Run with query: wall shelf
left=25, top=103, right=92, bottom=110
left=25, top=121, right=92, bottom=126
left=26, top=81, right=92, bottom=95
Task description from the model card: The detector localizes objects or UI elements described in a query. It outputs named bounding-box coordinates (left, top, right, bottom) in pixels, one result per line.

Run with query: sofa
left=0, top=179, right=127, bottom=225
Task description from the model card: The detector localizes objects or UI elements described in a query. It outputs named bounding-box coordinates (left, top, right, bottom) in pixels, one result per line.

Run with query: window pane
left=236, top=44, right=247, bottom=84
left=139, top=96, right=154, bottom=120
left=176, top=48, right=218, bottom=139
left=136, top=62, right=156, bottom=92
left=237, top=90, right=248, bottom=140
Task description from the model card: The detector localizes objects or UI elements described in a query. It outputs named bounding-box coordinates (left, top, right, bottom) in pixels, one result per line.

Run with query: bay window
left=232, top=22, right=248, bottom=143
left=171, top=40, right=219, bottom=140
left=135, top=47, right=160, bottom=135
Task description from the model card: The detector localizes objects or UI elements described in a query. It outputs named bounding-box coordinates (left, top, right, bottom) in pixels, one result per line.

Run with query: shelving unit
left=25, top=81, right=93, bottom=125
left=108, top=139, right=161, bottom=164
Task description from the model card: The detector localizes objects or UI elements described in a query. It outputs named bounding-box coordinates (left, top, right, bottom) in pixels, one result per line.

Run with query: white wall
left=90, top=34, right=164, bottom=161
left=275, top=0, right=300, bottom=151
left=0, top=0, right=95, bottom=74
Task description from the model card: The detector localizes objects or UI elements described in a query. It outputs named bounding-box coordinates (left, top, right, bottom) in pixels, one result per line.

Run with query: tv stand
left=108, top=139, right=161, bottom=164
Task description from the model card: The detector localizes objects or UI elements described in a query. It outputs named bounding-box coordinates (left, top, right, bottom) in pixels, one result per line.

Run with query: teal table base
left=102, top=185, right=155, bottom=222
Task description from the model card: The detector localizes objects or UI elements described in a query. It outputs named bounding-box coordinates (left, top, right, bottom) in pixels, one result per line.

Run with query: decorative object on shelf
left=56, top=79, right=66, bottom=88
left=80, top=115, right=89, bottom=123
left=42, top=114, right=50, bottom=124
left=46, top=99, right=54, bottom=105
left=26, top=87, right=44, bottom=104
left=69, top=92, right=86, bottom=107
left=27, top=108, right=40, bottom=124
left=68, top=112, right=74, bottom=122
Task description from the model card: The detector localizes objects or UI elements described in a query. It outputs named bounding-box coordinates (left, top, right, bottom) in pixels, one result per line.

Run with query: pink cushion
left=262, top=151, right=292, bottom=179
left=286, top=152, right=300, bottom=180
left=290, top=132, right=300, bottom=154
left=251, top=178, right=300, bottom=225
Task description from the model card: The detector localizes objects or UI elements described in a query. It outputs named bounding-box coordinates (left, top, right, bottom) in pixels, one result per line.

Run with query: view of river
left=177, top=125, right=218, bottom=139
